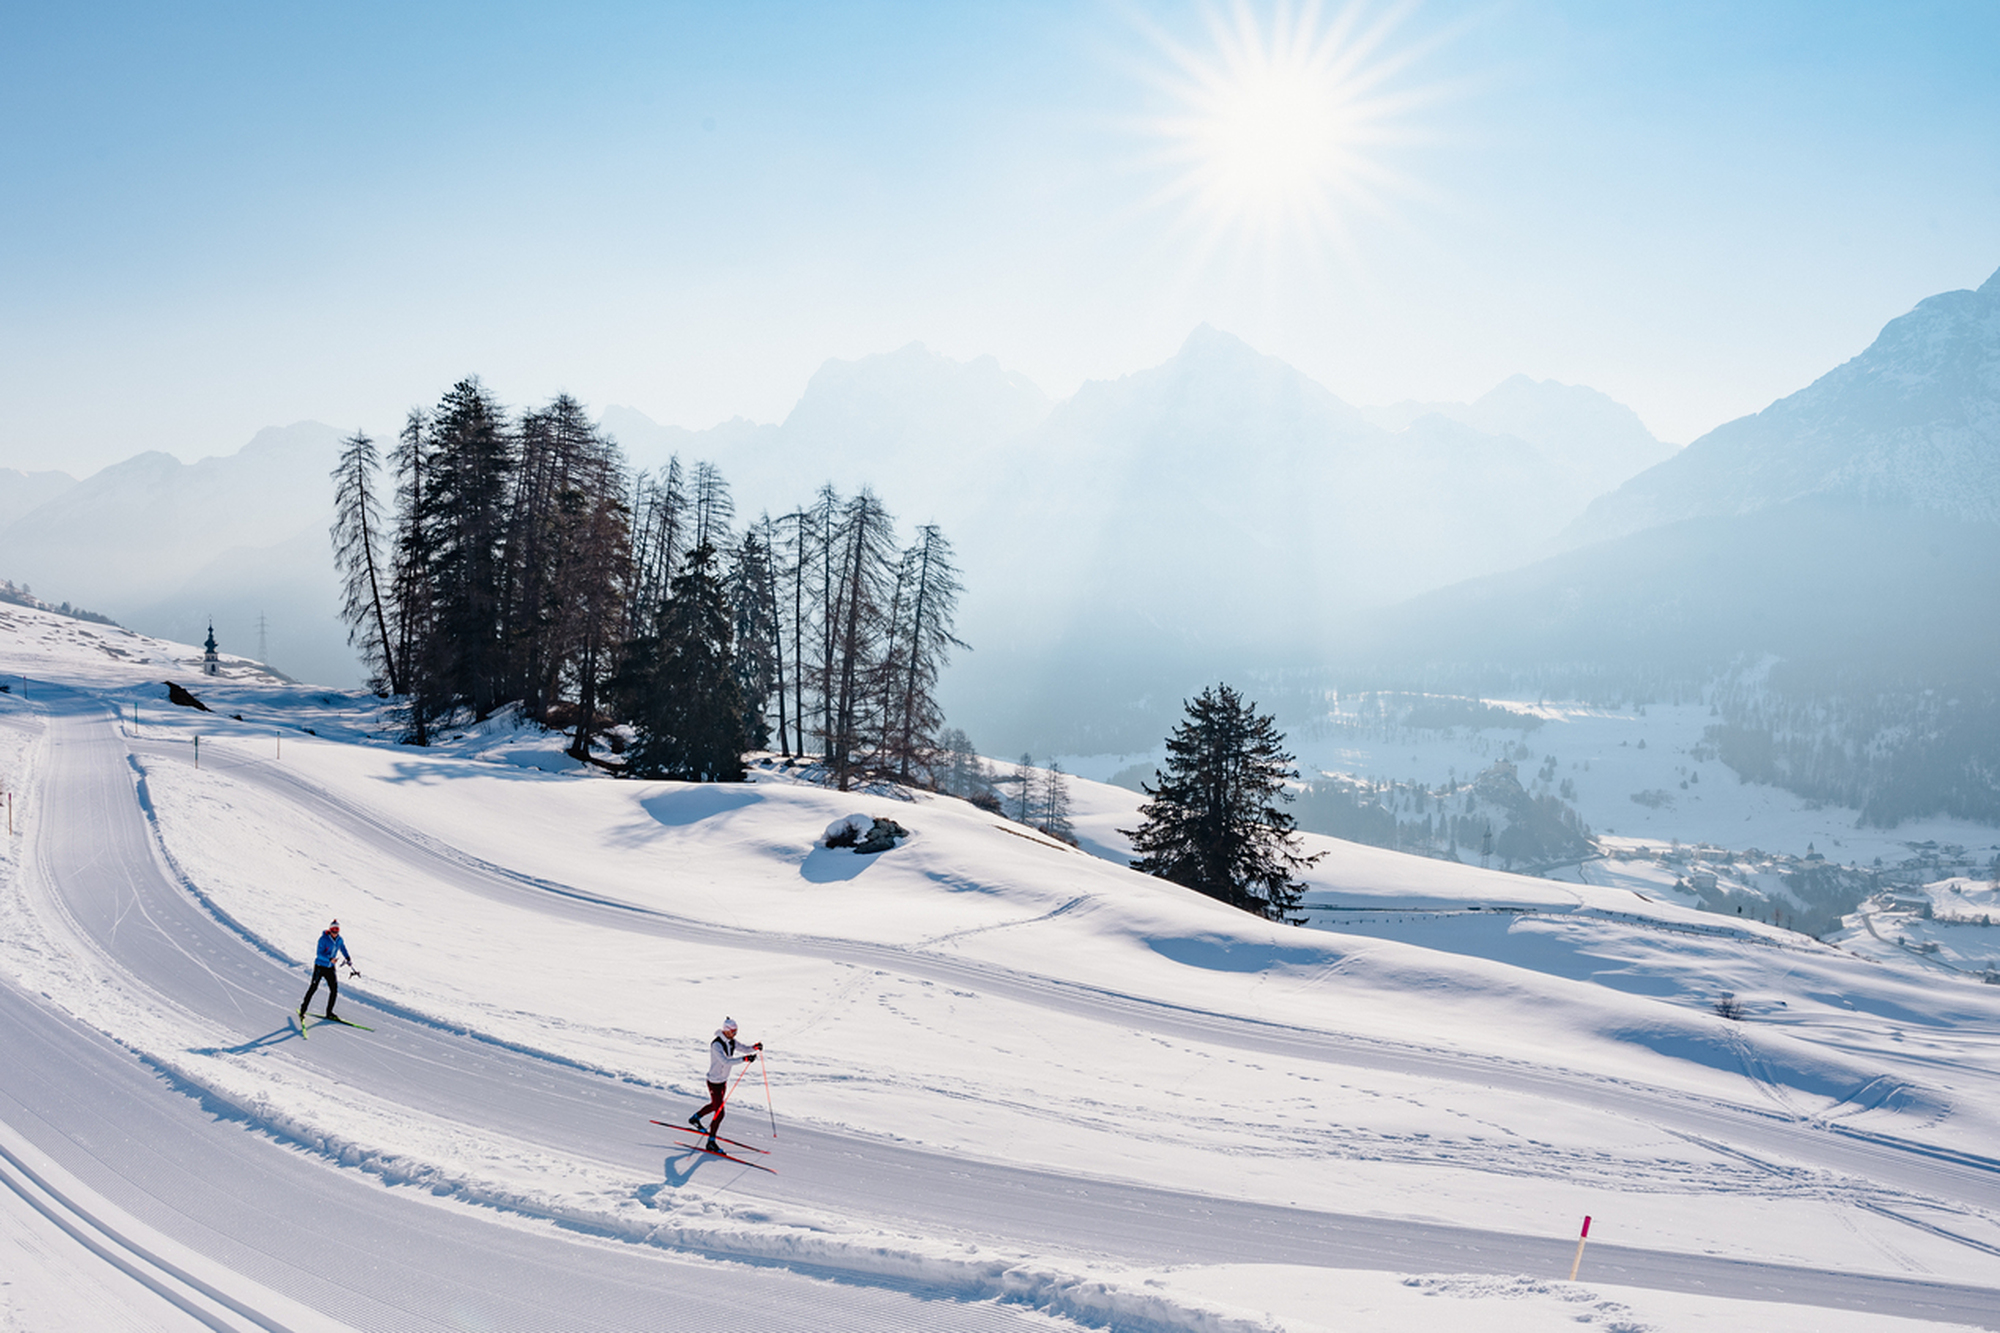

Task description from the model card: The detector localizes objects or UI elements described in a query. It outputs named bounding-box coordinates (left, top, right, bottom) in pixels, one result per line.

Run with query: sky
left=2, top=0, right=1997, bottom=476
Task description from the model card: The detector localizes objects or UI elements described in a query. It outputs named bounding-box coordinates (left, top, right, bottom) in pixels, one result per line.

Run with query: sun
left=1137, top=0, right=1431, bottom=259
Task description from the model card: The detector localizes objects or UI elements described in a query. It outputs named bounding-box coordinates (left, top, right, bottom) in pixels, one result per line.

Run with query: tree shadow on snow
left=639, top=787, right=762, bottom=827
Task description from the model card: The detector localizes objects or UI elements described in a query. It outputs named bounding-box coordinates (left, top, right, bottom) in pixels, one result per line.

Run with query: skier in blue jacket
left=298, top=920, right=356, bottom=1021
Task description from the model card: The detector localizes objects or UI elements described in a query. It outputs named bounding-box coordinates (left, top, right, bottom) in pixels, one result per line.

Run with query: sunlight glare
left=1140, top=0, right=1428, bottom=263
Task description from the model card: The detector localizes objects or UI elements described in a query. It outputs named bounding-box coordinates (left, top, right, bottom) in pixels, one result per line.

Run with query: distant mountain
left=0, top=467, right=77, bottom=529
left=1364, top=374, right=1675, bottom=503
left=0, top=422, right=355, bottom=686
left=603, top=342, right=1052, bottom=526
left=1355, top=265, right=2000, bottom=681
left=1565, top=265, right=2000, bottom=546
left=943, top=328, right=1668, bottom=751
left=981, top=327, right=1636, bottom=636
left=0, top=337, right=1666, bottom=733
left=1338, top=264, right=2000, bottom=829
left=594, top=326, right=1692, bottom=753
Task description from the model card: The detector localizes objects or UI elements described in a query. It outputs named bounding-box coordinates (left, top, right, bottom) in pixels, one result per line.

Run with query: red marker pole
left=1568, top=1215, right=1592, bottom=1281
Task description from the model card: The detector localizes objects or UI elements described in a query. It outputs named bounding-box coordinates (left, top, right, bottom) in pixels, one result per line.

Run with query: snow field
left=1144, top=1264, right=1987, bottom=1333
left=5, top=605, right=2000, bottom=1328
left=103, top=716, right=2000, bottom=1283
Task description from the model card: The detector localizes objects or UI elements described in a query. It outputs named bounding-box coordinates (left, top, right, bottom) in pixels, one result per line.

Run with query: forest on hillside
left=331, top=377, right=964, bottom=790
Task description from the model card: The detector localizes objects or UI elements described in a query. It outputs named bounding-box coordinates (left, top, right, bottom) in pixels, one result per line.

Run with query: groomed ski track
left=5, top=684, right=1999, bottom=1331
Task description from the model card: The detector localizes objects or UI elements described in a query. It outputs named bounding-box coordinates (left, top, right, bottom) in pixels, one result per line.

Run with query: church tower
left=203, top=623, right=220, bottom=677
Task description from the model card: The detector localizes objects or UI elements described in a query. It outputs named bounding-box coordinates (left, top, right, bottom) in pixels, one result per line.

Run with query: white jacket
left=707, top=1031, right=753, bottom=1082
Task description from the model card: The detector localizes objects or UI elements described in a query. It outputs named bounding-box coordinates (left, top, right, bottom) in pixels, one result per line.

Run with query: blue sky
left=3, top=0, right=1996, bottom=474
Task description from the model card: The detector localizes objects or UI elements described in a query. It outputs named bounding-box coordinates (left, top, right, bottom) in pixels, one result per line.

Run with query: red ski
left=691, top=1141, right=775, bottom=1173
left=650, top=1120, right=770, bottom=1154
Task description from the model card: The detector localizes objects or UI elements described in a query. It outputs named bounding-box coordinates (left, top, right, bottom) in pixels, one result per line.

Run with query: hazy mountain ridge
left=1363, top=373, right=1676, bottom=501
left=1337, top=267, right=2000, bottom=829
left=0, top=466, right=78, bottom=529
left=1565, top=265, right=2000, bottom=545
left=0, top=422, right=348, bottom=683
left=979, top=327, right=1658, bottom=637
left=2, top=334, right=1689, bottom=716
left=604, top=341, right=1052, bottom=529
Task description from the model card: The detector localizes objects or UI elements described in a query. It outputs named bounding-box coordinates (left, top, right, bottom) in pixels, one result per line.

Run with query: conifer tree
left=1124, top=683, right=1321, bottom=923
left=1013, top=753, right=1036, bottom=823
left=330, top=430, right=400, bottom=694
left=726, top=526, right=780, bottom=752
left=388, top=408, right=441, bottom=743
left=1038, top=760, right=1074, bottom=842
left=620, top=543, right=746, bottom=782
left=886, top=524, right=966, bottom=784
left=824, top=488, right=898, bottom=790
left=425, top=376, right=515, bottom=718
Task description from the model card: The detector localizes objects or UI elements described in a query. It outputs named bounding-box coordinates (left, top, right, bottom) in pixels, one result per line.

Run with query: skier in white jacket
left=686, top=1017, right=760, bottom=1149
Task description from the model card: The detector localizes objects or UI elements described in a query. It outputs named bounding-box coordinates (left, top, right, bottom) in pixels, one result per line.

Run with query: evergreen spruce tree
left=388, top=408, right=441, bottom=743
left=424, top=376, right=515, bottom=719
left=726, top=526, right=780, bottom=752
left=1124, top=683, right=1320, bottom=923
left=620, top=543, right=746, bottom=782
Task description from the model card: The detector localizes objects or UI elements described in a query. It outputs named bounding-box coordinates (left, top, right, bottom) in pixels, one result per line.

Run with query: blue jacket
left=315, top=931, right=351, bottom=968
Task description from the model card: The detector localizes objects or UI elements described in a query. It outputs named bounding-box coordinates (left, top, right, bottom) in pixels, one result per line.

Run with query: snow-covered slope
left=3, top=603, right=1999, bottom=1330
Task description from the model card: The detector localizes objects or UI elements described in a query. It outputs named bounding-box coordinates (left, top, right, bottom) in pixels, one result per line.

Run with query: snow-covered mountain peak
left=1562, top=266, right=2000, bottom=544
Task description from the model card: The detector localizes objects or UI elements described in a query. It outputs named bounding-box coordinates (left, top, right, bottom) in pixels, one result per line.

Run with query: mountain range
left=1359, top=264, right=2000, bottom=676
left=2, top=263, right=1993, bottom=771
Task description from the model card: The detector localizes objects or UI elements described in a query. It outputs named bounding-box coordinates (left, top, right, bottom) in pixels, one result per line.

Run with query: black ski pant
left=301, top=964, right=339, bottom=1016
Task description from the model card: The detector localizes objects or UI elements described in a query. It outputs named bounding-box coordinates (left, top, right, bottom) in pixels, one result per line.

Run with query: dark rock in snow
left=164, top=680, right=211, bottom=712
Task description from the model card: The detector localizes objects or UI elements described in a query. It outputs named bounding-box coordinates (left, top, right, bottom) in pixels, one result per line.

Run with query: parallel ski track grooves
left=191, top=737, right=2000, bottom=1200
left=82, top=716, right=2000, bottom=1327
left=0, top=1127, right=288, bottom=1333
left=16, top=691, right=1064, bottom=1332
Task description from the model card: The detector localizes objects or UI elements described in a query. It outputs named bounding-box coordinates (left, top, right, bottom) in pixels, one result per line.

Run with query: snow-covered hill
left=2, top=603, right=1997, bottom=1330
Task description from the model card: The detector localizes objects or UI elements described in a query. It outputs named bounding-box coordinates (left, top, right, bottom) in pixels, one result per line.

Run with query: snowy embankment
left=2, top=602, right=1999, bottom=1331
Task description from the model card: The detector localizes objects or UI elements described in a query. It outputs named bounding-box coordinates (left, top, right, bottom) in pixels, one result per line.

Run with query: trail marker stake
left=194, top=735, right=200, bottom=769
left=1568, top=1215, right=1592, bottom=1281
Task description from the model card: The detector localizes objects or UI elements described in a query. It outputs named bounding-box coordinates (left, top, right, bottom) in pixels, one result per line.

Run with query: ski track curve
left=3, top=688, right=1998, bottom=1329
left=177, top=718, right=2000, bottom=1216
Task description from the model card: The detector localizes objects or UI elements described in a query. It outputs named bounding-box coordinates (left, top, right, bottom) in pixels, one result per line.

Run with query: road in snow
left=2, top=633, right=1999, bottom=1329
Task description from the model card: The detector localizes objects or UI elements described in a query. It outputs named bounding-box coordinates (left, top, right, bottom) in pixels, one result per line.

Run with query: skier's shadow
left=643, top=1147, right=720, bottom=1194
left=189, top=1024, right=296, bottom=1056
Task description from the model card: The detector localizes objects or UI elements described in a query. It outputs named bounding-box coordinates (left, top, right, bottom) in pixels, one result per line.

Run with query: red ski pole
left=760, top=1050, right=776, bottom=1137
